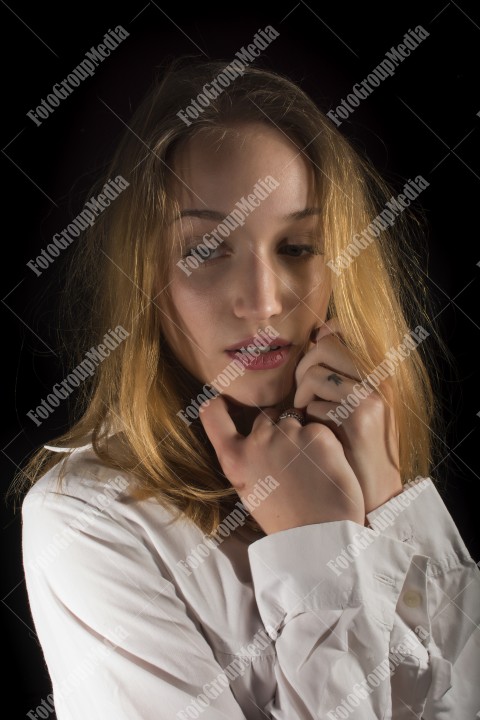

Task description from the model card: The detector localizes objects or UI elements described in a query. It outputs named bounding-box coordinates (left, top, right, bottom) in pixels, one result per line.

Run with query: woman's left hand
left=294, top=318, right=403, bottom=517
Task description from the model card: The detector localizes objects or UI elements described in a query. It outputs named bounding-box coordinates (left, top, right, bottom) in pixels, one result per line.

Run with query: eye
left=181, top=240, right=228, bottom=263
left=279, top=244, right=317, bottom=258
left=183, top=245, right=214, bottom=260
left=182, top=238, right=213, bottom=259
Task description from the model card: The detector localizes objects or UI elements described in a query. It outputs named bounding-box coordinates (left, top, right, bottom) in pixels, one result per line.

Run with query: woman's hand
left=199, top=394, right=365, bottom=536
left=294, top=318, right=402, bottom=516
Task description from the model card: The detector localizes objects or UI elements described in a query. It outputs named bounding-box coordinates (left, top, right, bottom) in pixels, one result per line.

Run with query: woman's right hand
left=199, top=395, right=365, bottom=535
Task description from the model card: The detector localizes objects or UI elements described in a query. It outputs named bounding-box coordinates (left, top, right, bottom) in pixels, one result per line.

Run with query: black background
left=1, top=1, right=479, bottom=716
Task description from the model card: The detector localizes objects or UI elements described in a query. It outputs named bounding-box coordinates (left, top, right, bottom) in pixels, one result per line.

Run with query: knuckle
left=304, top=423, right=338, bottom=448
left=294, top=361, right=306, bottom=385
left=299, top=365, right=320, bottom=389
left=294, top=368, right=300, bottom=386
left=362, top=390, right=386, bottom=414
left=348, top=391, right=385, bottom=434
left=304, top=364, right=320, bottom=380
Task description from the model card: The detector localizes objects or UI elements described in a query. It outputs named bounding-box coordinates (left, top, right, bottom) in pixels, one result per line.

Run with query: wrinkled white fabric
left=22, top=444, right=480, bottom=719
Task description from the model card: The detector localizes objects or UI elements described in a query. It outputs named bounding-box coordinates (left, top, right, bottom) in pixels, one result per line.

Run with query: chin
left=222, top=377, right=294, bottom=409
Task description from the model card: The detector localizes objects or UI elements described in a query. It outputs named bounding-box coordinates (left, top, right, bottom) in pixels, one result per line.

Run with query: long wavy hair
left=14, top=57, right=442, bottom=535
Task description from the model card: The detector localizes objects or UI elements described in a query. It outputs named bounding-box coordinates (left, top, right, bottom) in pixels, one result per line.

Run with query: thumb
left=198, top=394, right=242, bottom=470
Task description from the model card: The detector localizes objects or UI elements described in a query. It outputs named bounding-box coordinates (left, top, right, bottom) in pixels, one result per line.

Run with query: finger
left=248, top=406, right=279, bottom=434
left=274, top=407, right=307, bottom=429
left=306, top=317, right=342, bottom=348
left=303, top=399, right=349, bottom=434
left=295, top=334, right=360, bottom=386
left=314, top=317, right=343, bottom=343
left=198, top=394, right=243, bottom=459
left=294, top=366, right=363, bottom=408
left=296, top=318, right=342, bottom=372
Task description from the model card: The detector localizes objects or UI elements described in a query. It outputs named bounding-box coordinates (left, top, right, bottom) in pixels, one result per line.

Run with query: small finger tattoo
left=327, top=373, right=343, bottom=386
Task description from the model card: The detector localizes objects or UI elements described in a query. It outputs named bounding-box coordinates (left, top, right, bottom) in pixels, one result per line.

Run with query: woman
left=19, top=58, right=479, bottom=719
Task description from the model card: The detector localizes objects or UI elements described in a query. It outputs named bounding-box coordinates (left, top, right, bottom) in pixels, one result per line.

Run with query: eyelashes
left=181, top=244, right=323, bottom=262
left=278, top=245, right=318, bottom=258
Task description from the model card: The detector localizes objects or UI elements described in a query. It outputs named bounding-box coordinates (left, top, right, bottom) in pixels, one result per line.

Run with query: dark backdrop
left=1, top=1, right=479, bottom=717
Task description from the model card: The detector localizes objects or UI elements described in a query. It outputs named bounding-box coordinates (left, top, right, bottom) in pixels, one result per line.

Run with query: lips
left=226, top=344, right=292, bottom=370
left=225, top=336, right=291, bottom=351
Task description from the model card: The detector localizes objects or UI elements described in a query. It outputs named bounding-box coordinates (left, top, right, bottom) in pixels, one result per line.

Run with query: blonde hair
left=14, top=57, right=442, bottom=534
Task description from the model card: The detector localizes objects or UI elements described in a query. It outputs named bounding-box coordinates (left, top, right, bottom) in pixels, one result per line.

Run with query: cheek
left=299, top=262, right=330, bottom=311
left=167, top=279, right=217, bottom=337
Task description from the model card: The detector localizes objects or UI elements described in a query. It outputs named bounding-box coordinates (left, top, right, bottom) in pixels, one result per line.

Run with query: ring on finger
left=276, top=409, right=306, bottom=426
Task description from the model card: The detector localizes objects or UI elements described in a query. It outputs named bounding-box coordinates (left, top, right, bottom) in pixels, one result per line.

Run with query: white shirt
left=22, top=442, right=480, bottom=719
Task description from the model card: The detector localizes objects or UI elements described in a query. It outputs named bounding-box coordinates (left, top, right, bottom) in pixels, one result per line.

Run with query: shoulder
left=21, top=445, right=180, bottom=557
left=23, top=445, right=129, bottom=519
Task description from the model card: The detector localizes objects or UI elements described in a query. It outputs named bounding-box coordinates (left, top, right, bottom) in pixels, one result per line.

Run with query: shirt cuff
left=248, top=519, right=416, bottom=637
left=366, top=477, right=474, bottom=573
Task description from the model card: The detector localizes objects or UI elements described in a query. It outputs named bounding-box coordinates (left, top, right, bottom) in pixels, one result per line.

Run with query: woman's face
left=161, top=122, right=330, bottom=409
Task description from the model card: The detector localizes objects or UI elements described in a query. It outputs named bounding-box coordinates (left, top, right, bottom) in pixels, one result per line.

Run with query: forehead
left=170, top=122, right=315, bottom=212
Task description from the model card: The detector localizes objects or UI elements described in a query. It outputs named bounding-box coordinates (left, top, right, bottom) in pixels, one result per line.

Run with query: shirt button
left=403, top=590, right=422, bottom=607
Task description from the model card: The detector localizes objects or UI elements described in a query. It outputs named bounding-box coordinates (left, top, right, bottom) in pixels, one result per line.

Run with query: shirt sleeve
left=366, top=477, right=480, bottom=719
left=22, top=486, right=250, bottom=720
left=247, top=477, right=480, bottom=719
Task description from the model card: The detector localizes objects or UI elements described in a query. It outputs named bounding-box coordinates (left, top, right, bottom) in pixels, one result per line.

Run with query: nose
left=232, top=250, right=283, bottom=320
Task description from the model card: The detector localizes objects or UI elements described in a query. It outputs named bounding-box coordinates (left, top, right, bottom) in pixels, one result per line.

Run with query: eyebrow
left=175, top=207, right=322, bottom=222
